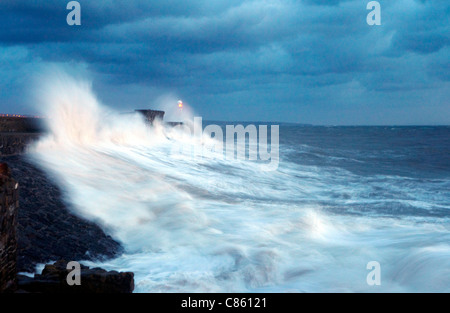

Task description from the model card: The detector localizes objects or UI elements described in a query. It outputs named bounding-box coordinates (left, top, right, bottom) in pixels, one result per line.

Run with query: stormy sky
left=0, top=0, right=449, bottom=125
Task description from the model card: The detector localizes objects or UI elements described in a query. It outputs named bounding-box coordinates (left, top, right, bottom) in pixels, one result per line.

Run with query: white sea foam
left=27, top=72, right=450, bottom=292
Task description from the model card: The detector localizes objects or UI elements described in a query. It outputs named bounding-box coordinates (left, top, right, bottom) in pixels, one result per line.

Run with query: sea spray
left=27, top=72, right=450, bottom=292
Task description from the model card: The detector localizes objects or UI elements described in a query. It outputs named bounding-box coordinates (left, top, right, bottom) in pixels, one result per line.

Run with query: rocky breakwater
left=0, top=161, right=135, bottom=293
left=6, top=156, right=123, bottom=273
left=0, top=115, right=137, bottom=293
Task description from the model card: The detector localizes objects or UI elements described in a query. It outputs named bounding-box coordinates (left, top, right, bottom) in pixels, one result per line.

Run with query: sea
left=27, top=75, right=450, bottom=292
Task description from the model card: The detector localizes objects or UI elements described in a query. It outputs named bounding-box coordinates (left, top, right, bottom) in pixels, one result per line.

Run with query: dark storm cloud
left=0, top=0, right=246, bottom=43
left=0, top=0, right=449, bottom=124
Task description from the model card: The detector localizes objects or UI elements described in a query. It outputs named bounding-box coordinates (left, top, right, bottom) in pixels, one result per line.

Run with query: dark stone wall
left=0, top=163, right=19, bottom=292
left=0, top=117, right=44, bottom=133
left=0, top=133, right=41, bottom=156
left=135, top=109, right=165, bottom=124
left=0, top=117, right=44, bottom=156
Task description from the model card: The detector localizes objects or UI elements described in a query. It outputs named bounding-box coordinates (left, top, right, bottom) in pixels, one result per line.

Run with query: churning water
left=28, top=74, right=450, bottom=292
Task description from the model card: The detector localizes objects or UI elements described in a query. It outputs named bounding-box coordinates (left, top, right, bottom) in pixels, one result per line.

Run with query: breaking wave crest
left=27, top=73, right=450, bottom=292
